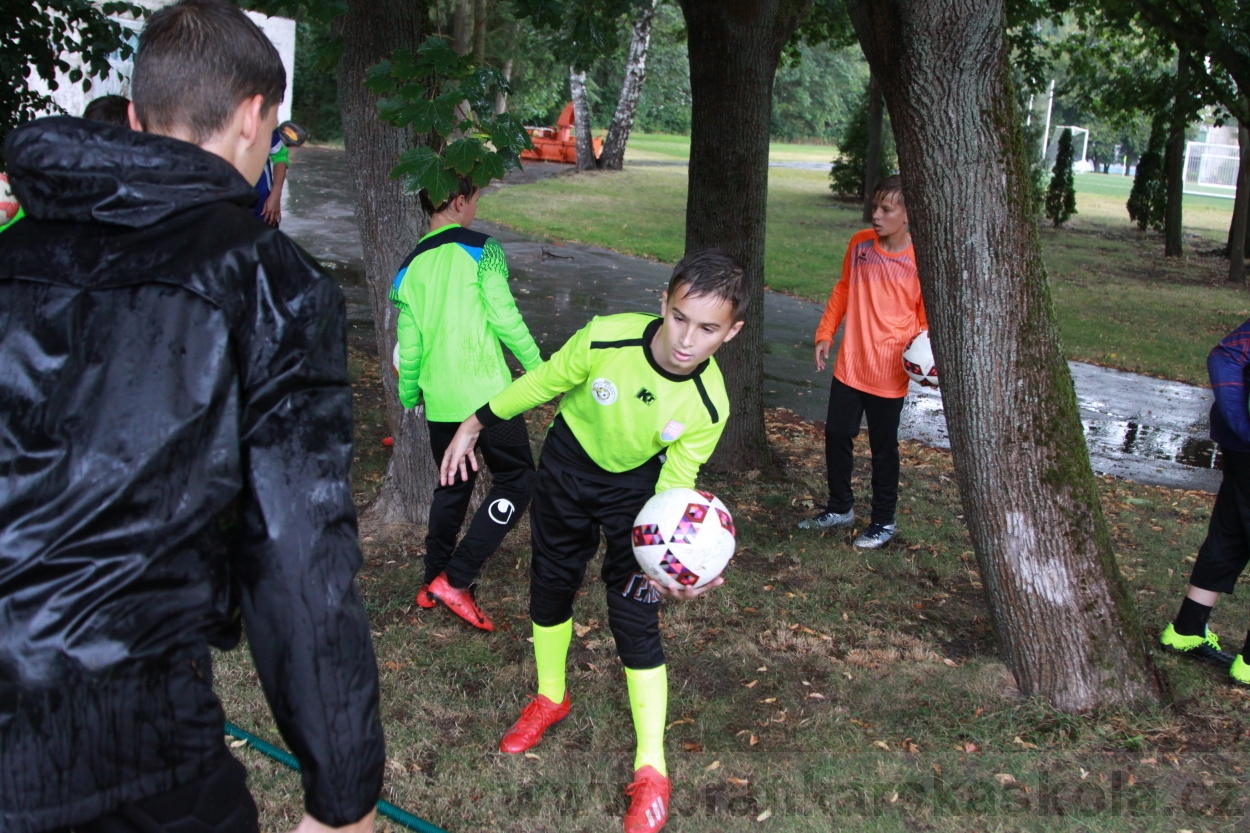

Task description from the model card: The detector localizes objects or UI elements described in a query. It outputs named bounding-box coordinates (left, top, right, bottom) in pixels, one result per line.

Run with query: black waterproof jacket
left=0, top=117, right=385, bottom=832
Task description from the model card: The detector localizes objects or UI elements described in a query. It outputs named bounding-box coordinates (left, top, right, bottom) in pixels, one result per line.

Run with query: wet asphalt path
left=281, top=146, right=1221, bottom=493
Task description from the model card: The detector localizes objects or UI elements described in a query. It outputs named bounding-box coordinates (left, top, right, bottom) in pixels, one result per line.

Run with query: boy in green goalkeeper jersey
left=391, top=177, right=542, bottom=631
left=440, top=249, right=747, bottom=833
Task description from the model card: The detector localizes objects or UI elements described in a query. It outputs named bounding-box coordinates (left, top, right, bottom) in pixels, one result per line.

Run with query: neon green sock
left=625, top=664, right=668, bottom=776
left=533, top=619, right=572, bottom=703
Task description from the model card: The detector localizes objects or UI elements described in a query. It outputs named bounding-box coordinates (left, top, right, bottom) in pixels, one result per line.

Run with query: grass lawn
left=478, top=148, right=1243, bottom=386
left=208, top=343, right=1250, bottom=833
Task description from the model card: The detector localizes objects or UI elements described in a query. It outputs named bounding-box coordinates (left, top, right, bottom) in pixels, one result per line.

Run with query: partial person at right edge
left=391, top=177, right=543, bottom=632
left=0, top=2, right=383, bottom=832
left=1159, top=317, right=1250, bottom=686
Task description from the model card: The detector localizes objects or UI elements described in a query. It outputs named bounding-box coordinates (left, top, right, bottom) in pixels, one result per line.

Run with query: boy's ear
left=127, top=101, right=142, bottom=131
left=238, top=94, right=267, bottom=145
left=659, top=290, right=669, bottom=317
left=722, top=319, right=746, bottom=343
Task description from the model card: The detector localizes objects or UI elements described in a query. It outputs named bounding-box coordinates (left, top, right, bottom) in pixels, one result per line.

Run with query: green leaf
left=376, top=96, right=408, bottom=126
left=391, top=145, right=443, bottom=180
left=415, top=37, right=462, bottom=77
left=443, top=138, right=487, bottom=175
left=365, top=60, right=394, bottom=95
left=472, top=153, right=506, bottom=186
left=488, top=114, right=534, bottom=153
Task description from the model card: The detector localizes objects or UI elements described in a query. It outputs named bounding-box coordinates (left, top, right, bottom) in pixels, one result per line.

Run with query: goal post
left=1183, top=141, right=1240, bottom=199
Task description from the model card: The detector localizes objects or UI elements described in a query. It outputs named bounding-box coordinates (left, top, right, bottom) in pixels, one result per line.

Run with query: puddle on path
left=282, top=145, right=1221, bottom=493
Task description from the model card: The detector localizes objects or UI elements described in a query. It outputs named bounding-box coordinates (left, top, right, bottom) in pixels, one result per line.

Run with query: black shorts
left=528, top=455, right=665, bottom=670
left=1191, top=448, right=1250, bottom=594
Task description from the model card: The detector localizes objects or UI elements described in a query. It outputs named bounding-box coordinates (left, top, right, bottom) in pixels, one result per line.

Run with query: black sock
left=1241, top=630, right=1250, bottom=661
left=1173, top=597, right=1213, bottom=636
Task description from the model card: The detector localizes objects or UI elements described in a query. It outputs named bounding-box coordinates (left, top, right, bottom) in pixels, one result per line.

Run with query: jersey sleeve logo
left=591, top=378, right=618, bottom=405
left=660, top=420, right=685, bottom=442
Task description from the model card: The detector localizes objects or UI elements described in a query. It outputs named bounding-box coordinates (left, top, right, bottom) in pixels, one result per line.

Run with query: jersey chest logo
left=591, top=377, right=618, bottom=405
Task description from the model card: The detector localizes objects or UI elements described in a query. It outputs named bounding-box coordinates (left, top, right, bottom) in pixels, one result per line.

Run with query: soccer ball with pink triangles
left=631, top=488, right=736, bottom=590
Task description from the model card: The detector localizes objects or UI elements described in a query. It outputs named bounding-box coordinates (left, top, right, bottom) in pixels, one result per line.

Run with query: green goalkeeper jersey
left=479, top=312, right=730, bottom=492
left=391, top=224, right=541, bottom=420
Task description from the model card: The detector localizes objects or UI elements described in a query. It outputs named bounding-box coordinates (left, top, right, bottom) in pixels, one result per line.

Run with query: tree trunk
left=496, top=58, right=513, bottom=114
left=473, top=0, right=488, bottom=64
left=678, top=0, right=810, bottom=472
left=1228, top=121, right=1248, bottom=284
left=599, top=0, right=660, bottom=171
left=338, top=0, right=438, bottom=525
left=861, top=72, right=884, bottom=223
left=847, top=0, right=1163, bottom=712
left=453, top=0, right=472, bottom=56
left=1164, top=52, right=1190, bottom=258
left=570, top=68, right=595, bottom=171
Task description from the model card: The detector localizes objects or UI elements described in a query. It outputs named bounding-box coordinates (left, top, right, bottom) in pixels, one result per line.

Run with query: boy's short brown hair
left=666, top=248, right=750, bottom=320
left=873, top=174, right=905, bottom=206
left=83, top=95, right=132, bottom=127
left=131, top=0, right=285, bottom=144
left=420, top=177, right=480, bottom=216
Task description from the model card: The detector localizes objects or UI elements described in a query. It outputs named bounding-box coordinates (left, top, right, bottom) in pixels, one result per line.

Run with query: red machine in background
left=521, top=102, right=602, bottom=164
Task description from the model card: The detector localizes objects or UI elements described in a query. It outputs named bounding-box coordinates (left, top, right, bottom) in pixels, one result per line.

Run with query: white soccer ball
left=902, top=330, right=939, bottom=387
left=631, top=488, right=736, bottom=590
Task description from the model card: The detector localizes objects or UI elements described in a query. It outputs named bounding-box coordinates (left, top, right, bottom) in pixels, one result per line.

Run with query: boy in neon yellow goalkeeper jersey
left=440, top=248, right=747, bottom=833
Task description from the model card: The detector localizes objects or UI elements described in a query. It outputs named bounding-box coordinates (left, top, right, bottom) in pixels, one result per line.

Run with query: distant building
left=30, top=0, right=295, bottom=123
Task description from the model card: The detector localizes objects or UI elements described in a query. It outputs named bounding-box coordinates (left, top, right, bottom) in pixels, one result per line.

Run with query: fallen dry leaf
left=229, top=739, right=247, bottom=749
left=942, top=658, right=958, bottom=667
left=749, top=734, right=759, bottom=746
left=744, top=679, right=759, bottom=688
left=756, top=809, right=772, bottom=822
left=524, top=753, right=541, bottom=760
left=574, top=623, right=593, bottom=638
left=667, top=717, right=696, bottom=730
left=873, top=740, right=890, bottom=750
left=683, top=742, right=703, bottom=753
left=808, top=692, right=826, bottom=700
left=705, top=760, right=721, bottom=771
left=727, top=777, right=749, bottom=787
left=1013, top=736, right=1038, bottom=750
left=963, top=742, right=979, bottom=754
left=994, top=774, right=1017, bottom=786
left=383, top=660, right=403, bottom=671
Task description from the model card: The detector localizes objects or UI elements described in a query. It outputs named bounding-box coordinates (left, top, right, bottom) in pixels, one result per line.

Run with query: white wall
left=30, top=1, right=295, bottom=124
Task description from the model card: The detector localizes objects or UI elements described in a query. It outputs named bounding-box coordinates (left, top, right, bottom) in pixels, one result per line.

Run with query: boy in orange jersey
left=799, top=175, right=926, bottom=548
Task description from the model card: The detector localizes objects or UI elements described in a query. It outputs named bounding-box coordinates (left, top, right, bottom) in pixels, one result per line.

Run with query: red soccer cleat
left=427, top=572, right=494, bottom=631
left=414, top=583, right=435, bottom=609
left=498, top=693, right=570, bottom=754
left=624, top=766, right=670, bottom=833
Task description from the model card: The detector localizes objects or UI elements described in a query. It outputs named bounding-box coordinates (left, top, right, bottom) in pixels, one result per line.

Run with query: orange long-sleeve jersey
left=815, top=228, right=927, bottom=399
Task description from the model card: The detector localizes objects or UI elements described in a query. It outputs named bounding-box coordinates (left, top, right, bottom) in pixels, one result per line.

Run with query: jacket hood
left=4, top=116, right=257, bottom=228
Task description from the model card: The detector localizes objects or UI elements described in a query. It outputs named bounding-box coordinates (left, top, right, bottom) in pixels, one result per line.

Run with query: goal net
left=1184, top=141, right=1240, bottom=199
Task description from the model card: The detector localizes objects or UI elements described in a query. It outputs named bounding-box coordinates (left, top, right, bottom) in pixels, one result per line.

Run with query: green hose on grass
left=224, top=722, right=447, bottom=833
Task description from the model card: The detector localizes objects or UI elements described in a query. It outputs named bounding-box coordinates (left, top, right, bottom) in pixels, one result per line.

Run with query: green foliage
left=828, top=84, right=896, bottom=198
left=772, top=42, right=866, bottom=143
left=2, top=1, right=145, bottom=160
left=1045, top=127, right=1078, bottom=227
left=291, top=19, right=343, bottom=142
left=1127, top=118, right=1167, bottom=231
left=510, top=0, right=640, bottom=72
left=367, top=36, right=532, bottom=203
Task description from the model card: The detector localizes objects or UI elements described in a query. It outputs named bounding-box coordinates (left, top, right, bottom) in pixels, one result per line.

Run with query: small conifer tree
left=1127, top=118, right=1167, bottom=232
left=1045, top=127, right=1077, bottom=228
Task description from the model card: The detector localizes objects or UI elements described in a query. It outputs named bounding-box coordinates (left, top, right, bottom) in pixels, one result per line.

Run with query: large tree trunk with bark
left=678, top=0, right=810, bottom=471
left=848, top=0, right=1163, bottom=712
left=570, top=68, right=595, bottom=171
left=599, top=0, right=660, bottom=171
left=338, top=0, right=438, bottom=525
left=1228, top=121, right=1248, bottom=284
left=453, top=0, right=472, bottom=56
left=1164, top=52, right=1191, bottom=258
left=861, top=72, right=884, bottom=223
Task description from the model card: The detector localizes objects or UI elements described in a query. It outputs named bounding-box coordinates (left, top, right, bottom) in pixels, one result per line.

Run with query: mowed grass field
left=478, top=134, right=1244, bottom=386
left=207, top=343, right=1250, bottom=833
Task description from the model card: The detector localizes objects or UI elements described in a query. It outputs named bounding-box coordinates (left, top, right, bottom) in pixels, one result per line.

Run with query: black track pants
left=1191, top=448, right=1250, bottom=594
left=425, top=416, right=535, bottom=588
left=823, top=375, right=905, bottom=524
left=528, top=460, right=665, bottom=670
left=47, top=752, right=259, bottom=833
